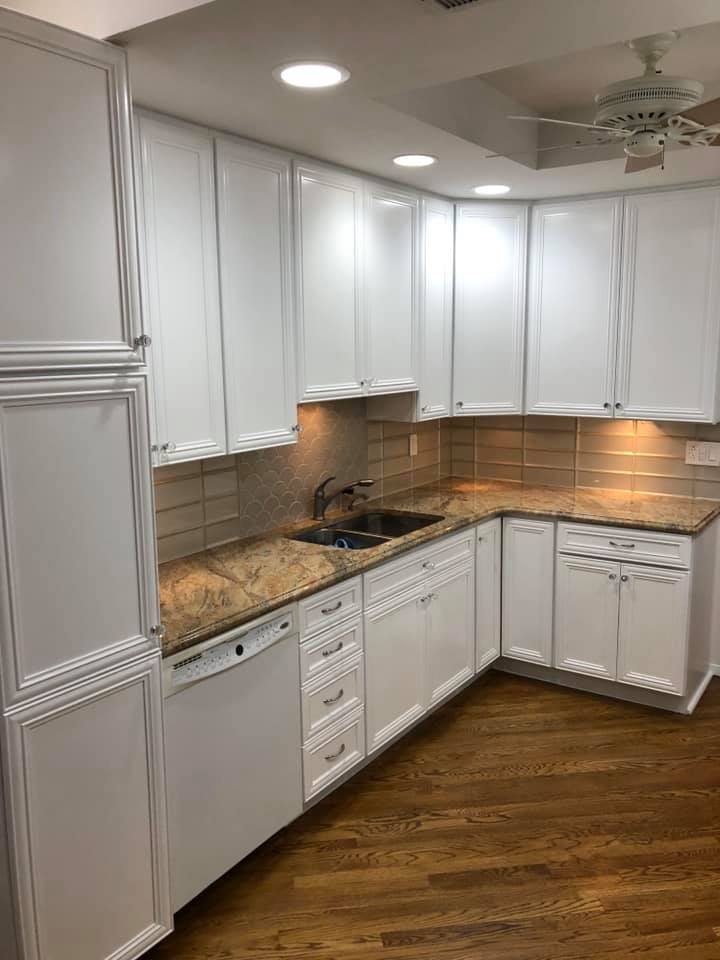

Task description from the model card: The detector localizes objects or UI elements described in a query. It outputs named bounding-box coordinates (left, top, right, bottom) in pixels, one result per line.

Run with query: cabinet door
left=453, top=203, right=528, bottom=415
left=136, top=113, right=226, bottom=464
left=502, top=518, right=554, bottom=665
left=426, top=562, right=475, bottom=706
left=617, top=564, right=689, bottom=695
left=0, top=376, right=158, bottom=707
left=3, top=654, right=172, bottom=960
left=0, top=9, right=142, bottom=370
left=526, top=198, right=621, bottom=417
left=295, top=164, right=364, bottom=401
left=616, top=187, right=720, bottom=422
left=476, top=518, right=501, bottom=671
left=217, top=138, right=298, bottom=452
left=554, top=555, right=620, bottom=680
left=418, top=197, right=454, bottom=419
left=365, top=588, right=426, bottom=753
left=364, top=184, right=419, bottom=395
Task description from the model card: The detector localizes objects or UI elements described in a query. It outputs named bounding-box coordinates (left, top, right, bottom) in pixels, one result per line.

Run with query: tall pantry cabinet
left=0, top=10, right=172, bottom=960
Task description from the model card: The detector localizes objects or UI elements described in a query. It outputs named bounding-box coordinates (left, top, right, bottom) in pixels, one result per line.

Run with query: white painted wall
left=0, top=0, right=213, bottom=37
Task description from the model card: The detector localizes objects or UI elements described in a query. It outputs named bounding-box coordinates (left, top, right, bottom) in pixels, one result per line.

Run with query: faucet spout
left=312, top=476, right=374, bottom=521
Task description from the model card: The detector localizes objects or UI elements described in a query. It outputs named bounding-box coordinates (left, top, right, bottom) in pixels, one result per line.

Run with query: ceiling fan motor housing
left=594, top=75, right=704, bottom=129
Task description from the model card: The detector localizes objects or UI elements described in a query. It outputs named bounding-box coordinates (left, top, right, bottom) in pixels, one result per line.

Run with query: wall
left=451, top=415, right=720, bottom=499
left=154, top=399, right=368, bottom=562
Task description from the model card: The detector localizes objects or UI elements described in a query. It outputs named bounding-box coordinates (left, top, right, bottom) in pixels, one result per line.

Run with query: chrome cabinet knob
left=608, top=573, right=617, bottom=581
left=621, top=575, right=629, bottom=582
left=603, top=402, right=611, bottom=410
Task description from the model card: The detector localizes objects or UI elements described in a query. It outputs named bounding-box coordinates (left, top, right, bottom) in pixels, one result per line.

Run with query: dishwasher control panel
left=163, top=607, right=295, bottom=695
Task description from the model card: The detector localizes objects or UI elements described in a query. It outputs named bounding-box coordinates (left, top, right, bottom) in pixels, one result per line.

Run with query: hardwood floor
left=151, top=673, right=720, bottom=959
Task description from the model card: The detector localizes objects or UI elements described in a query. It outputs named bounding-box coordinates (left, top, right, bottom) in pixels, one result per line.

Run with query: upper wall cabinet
left=135, top=113, right=226, bottom=465
left=616, top=187, right=720, bottom=422
left=526, top=197, right=622, bottom=418
left=454, top=203, right=528, bottom=416
left=216, top=138, right=298, bottom=452
left=295, top=163, right=365, bottom=401
left=364, top=184, right=419, bottom=396
left=0, top=9, right=143, bottom=371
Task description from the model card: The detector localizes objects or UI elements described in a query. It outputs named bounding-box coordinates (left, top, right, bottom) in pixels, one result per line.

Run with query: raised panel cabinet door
left=476, top=519, right=501, bottom=672
left=426, top=562, right=475, bottom=706
left=453, top=203, right=528, bottom=415
left=526, top=197, right=622, bottom=417
left=418, top=197, right=454, bottom=419
left=3, top=654, right=172, bottom=960
left=0, top=9, right=142, bottom=370
left=364, top=185, right=419, bottom=395
left=216, top=138, right=298, bottom=453
left=501, top=518, right=554, bottom=665
left=0, top=376, right=158, bottom=707
left=554, top=555, right=620, bottom=680
left=617, top=564, right=690, bottom=696
left=136, top=113, right=226, bottom=464
left=295, top=164, right=364, bottom=401
left=365, top=587, right=426, bottom=754
left=616, top=187, right=720, bottom=422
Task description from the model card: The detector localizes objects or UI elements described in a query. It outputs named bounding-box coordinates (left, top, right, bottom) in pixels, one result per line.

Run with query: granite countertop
left=158, top=477, right=720, bottom=657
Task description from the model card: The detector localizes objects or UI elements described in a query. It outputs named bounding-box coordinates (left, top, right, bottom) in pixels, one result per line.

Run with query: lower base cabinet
left=2, top=654, right=172, bottom=960
left=476, top=519, right=501, bottom=671
left=502, top=518, right=555, bottom=665
left=426, top=561, right=475, bottom=706
left=554, top=555, right=620, bottom=680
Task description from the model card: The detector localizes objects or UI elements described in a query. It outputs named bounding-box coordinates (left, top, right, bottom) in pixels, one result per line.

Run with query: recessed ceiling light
left=393, top=154, right=438, bottom=167
left=274, top=61, right=350, bottom=89
left=473, top=184, right=511, bottom=196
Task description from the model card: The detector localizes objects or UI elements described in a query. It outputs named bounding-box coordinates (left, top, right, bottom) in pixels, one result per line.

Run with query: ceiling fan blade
left=484, top=140, right=615, bottom=160
left=508, top=115, right=631, bottom=136
left=625, top=152, right=663, bottom=174
left=676, top=96, right=720, bottom=128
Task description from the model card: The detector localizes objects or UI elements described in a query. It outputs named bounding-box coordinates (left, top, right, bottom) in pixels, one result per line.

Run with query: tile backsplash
left=154, top=399, right=368, bottom=562
left=367, top=419, right=452, bottom=498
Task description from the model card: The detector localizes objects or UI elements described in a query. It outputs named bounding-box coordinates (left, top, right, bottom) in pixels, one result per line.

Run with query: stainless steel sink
left=289, top=510, right=444, bottom=550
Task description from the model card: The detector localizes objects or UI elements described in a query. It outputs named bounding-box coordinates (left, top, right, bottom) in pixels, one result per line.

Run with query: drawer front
left=301, top=654, right=364, bottom=742
left=303, top=708, right=365, bottom=801
left=299, top=577, right=362, bottom=639
left=364, top=528, right=474, bottom=609
left=557, top=522, right=691, bottom=569
left=300, top=617, right=363, bottom=684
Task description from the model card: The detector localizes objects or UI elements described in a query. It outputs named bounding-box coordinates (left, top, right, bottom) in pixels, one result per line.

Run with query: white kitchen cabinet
left=364, top=586, right=427, bottom=754
left=216, top=137, right=298, bottom=452
left=2, top=654, right=172, bottom=960
left=476, top=519, right=502, bottom=672
left=502, top=518, right=554, bottom=665
left=426, top=561, right=475, bottom=706
left=0, top=376, right=159, bottom=708
left=0, top=9, right=143, bottom=371
left=526, top=197, right=622, bottom=417
left=453, top=203, right=528, bottom=416
left=617, top=564, right=689, bottom=695
left=295, top=163, right=364, bottom=401
left=554, top=555, right=620, bottom=680
left=616, top=186, right=720, bottom=422
left=364, top=183, right=419, bottom=395
left=135, top=113, right=226, bottom=464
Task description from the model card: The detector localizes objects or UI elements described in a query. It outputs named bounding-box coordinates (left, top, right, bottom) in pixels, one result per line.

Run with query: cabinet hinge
left=134, top=334, right=152, bottom=349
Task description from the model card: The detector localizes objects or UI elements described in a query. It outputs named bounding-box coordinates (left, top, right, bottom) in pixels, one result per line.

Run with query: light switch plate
left=686, top=440, right=720, bottom=466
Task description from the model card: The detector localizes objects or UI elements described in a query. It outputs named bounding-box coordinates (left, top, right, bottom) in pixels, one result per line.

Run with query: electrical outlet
left=685, top=440, right=720, bottom=466
left=409, top=433, right=418, bottom=457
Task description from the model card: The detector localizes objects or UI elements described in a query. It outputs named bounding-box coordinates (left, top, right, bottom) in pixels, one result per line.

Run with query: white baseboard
left=685, top=668, right=715, bottom=714
left=711, top=663, right=720, bottom=676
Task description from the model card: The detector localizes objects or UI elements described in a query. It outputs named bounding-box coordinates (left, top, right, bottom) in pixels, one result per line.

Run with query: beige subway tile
left=695, top=424, right=720, bottom=442
left=452, top=460, right=476, bottom=478
left=414, top=419, right=438, bottom=435
left=202, top=454, right=238, bottom=473
left=633, top=455, right=694, bottom=479
left=578, top=418, right=635, bottom=437
left=475, top=445, right=523, bottom=465
left=383, top=454, right=412, bottom=478
left=413, top=448, right=440, bottom=470
left=157, top=528, right=205, bottom=563
left=694, top=465, right=720, bottom=481
left=416, top=429, right=439, bottom=453
left=382, top=471, right=414, bottom=495
left=522, top=466, right=574, bottom=487
left=576, top=470, right=633, bottom=492
left=153, top=461, right=201, bottom=483
left=475, top=428, right=523, bottom=449
left=473, top=415, right=524, bottom=430
left=412, top=465, right=440, bottom=486
left=368, top=440, right=382, bottom=463
left=451, top=443, right=474, bottom=462
left=368, top=460, right=383, bottom=482
left=576, top=452, right=633, bottom=474
left=524, top=430, right=575, bottom=452
left=633, top=475, right=693, bottom=497
left=367, top=422, right=382, bottom=442
left=203, top=468, right=239, bottom=499
left=154, top=476, right=203, bottom=511
left=155, top=502, right=204, bottom=538
left=451, top=424, right=474, bottom=445
left=204, top=495, right=240, bottom=525
left=525, top=415, right=576, bottom=432
left=693, top=479, right=720, bottom=500
left=382, top=435, right=411, bottom=459
left=578, top=433, right=634, bottom=455
left=635, top=420, right=697, bottom=439
left=633, top=436, right=688, bottom=458
left=524, top=449, right=575, bottom=469
left=475, top=463, right=523, bottom=482
left=205, top=518, right=242, bottom=548
left=381, top=421, right=413, bottom=439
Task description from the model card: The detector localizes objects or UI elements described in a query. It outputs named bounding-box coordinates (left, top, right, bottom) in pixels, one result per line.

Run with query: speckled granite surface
left=158, top=478, right=720, bottom=656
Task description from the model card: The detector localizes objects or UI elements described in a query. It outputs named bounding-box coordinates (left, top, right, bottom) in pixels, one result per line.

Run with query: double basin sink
left=290, top=510, right=444, bottom=550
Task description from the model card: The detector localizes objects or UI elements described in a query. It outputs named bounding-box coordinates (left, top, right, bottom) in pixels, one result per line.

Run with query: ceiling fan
left=492, top=32, right=720, bottom=173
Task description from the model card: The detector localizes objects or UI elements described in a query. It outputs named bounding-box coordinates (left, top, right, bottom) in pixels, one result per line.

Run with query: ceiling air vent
left=418, top=0, right=494, bottom=11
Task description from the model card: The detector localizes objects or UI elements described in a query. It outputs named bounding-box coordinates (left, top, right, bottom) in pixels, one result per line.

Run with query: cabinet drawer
left=299, top=577, right=362, bottom=639
left=302, top=654, right=364, bottom=742
left=300, top=617, right=363, bottom=684
left=364, top=528, right=474, bottom=608
left=557, top=522, right=691, bottom=569
left=303, top=708, right=365, bottom=801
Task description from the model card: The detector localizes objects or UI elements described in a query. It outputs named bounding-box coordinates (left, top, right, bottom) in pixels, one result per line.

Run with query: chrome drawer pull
left=609, top=540, right=635, bottom=549
left=321, top=600, right=343, bottom=615
left=422, top=560, right=436, bottom=571
left=324, top=742, right=346, bottom=762
left=322, top=688, right=344, bottom=705
left=321, top=640, right=344, bottom=658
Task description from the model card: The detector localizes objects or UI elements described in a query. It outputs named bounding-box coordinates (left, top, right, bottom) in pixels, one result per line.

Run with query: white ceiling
left=2, top=0, right=213, bottom=37
left=117, top=0, right=720, bottom=199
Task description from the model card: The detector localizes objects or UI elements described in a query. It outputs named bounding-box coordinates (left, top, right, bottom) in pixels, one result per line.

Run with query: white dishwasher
left=162, top=604, right=302, bottom=911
